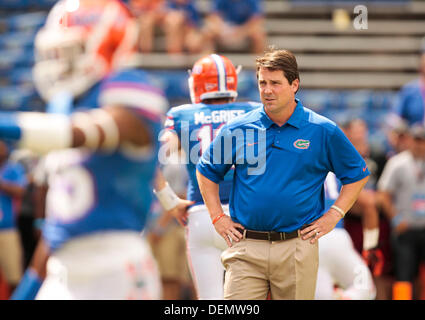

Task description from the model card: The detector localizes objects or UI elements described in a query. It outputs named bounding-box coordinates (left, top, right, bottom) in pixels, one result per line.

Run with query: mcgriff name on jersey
left=194, top=110, right=246, bottom=125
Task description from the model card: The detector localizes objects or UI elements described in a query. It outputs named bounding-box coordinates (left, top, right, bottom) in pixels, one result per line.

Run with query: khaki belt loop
left=243, top=229, right=247, bottom=239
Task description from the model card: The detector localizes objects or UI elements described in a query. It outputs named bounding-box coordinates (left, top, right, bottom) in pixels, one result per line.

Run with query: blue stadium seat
left=145, top=70, right=263, bottom=105
left=369, top=91, right=397, bottom=110
left=146, top=70, right=190, bottom=104
left=5, top=11, right=47, bottom=32
left=237, top=70, right=260, bottom=102
left=34, top=0, right=57, bottom=9
left=9, top=67, right=33, bottom=86
left=0, top=49, right=34, bottom=74
left=0, top=30, right=35, bottom=50
left=296, top=89, right=339, bottom=113
left=0, top=86, right=36, bottom=111
left=0, top=0, right=56, bottom=9
left=339, top=90, right=373, bottom=111
left=0, top=0, right=28, bottom=10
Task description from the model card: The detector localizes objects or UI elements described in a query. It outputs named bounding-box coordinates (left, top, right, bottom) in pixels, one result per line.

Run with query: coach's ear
left=291, top=79, right=299, bottom=94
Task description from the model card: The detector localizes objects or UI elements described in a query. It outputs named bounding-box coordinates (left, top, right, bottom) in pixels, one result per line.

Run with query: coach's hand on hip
left=213, top=214, right=244, bottom=247
left=300, top=176, right=369, bottom=244
left=300, top=209, right=342, bottom=244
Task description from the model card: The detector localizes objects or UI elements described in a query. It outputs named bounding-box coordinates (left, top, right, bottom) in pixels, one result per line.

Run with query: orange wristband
left=212, top=213, right=226, bottom=225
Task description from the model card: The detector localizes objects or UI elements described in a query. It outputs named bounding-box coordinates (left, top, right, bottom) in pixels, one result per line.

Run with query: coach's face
left=258, top=67, right=299, bottom=115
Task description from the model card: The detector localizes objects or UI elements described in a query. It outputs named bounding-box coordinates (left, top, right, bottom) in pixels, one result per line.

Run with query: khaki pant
left=149, top=223, right=191, bottom=283
left=221, top=236, right=318, bottom=300
left=0, top=229, right=23, bottom=285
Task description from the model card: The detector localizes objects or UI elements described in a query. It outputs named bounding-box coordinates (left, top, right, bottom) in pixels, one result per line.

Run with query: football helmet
left=33, top=0, right=138, bottom=102
left=188, top=54, right=239, bottom=104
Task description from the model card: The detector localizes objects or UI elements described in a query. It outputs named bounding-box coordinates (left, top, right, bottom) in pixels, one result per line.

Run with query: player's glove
left=362, top=247, right=384, bottom=277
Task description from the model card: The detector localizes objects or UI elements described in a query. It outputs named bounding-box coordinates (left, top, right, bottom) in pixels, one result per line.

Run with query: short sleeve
left=327, top=126, right=369, bottom=184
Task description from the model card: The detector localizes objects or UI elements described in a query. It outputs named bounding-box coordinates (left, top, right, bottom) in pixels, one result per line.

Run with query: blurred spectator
left=162, top=0, right=204, bottom=54
left=377, top=125, right=425, bottom=300
left=342, top=119, right=379, bottom=187
left=129, top=0, right=167, bottom=53
left=203, top=0, right=266, bottom=54
left=0, top=141, right=27, bottom=297
left=393, top=51, right=425, bottom=126
left=384, top=114, right=411, bottom=159
left=341, top=119, right=392, bottom=300
left=129, top=0, right=203, bottom=54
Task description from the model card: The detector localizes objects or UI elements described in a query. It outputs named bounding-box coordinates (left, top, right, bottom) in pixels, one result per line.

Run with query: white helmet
left=32, top=0, right=138, bottom=102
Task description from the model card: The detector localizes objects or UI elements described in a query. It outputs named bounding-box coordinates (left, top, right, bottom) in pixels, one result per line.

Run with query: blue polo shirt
left=0, top=161, right=27, bottom=230
left=395, top=79, right=425, bottom=126
left=212, top=0, right=263, bottom=25
left=166, top=0, right=201, bottom=28
left=197, top=99, right=369, bottom=232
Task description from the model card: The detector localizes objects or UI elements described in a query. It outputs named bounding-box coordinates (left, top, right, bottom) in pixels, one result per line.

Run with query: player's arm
left=154, top=168, right=193, bottom=227
left=195, top=124, right=243, bottom=247
left=0, top=179, right=25, bottom=198
left=353, top=189, right=380, bottom=249
left=154, top=119, right=193, bottom=226
left=353, top=189, right=384, bottom=276
left=0, top=105, right=151, bottom=154
left=196, top=169, right=243, bottom=247
left=10, top=238, right=50, bottom=300
left=301, top=176, right=369, bottom=244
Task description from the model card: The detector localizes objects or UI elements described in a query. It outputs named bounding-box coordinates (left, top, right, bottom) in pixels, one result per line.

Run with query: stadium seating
left=0, top=0, right=56, bottom=10
left=0, top=0, right=423, bottom=142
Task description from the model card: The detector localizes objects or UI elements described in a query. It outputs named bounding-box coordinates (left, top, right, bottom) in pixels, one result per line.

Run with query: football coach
left=196, top=48, right=370, bottom=300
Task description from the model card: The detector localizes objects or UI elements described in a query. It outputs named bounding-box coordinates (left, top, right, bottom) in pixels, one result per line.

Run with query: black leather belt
left=236, top=225, right=309, bottom=242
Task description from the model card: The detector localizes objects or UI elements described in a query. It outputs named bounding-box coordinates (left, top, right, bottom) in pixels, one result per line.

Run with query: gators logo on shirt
left=293, top=139, right=310, bottom=149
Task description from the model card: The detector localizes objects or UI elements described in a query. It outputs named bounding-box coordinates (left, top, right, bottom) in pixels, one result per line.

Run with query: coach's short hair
left=256, top=47, right=300, bottom=85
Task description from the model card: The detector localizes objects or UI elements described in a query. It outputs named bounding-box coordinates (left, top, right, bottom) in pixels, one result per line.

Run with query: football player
left=315, top=172, right=378, bottom=300
left=154, top=54, right=262, bottom=299
left=2, top=0, right=168, bottom=300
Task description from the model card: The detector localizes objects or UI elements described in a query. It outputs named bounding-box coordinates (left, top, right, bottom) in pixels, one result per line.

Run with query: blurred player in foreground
left=0, top=0, right=169, bottom=299
left=0, top=140, right=27, bottom=297
left=315, top=172, right=377, bottom=300
left=154, top=54, right=261, bottom=299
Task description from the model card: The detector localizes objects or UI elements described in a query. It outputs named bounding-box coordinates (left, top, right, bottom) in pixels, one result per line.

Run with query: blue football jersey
left=164, top=101, right=262, bottom=205
left=0, top=161, right=27, bottom=230
left=41, top=69, right=168, bottom=251
left=324, top=172, right=344, bottom=229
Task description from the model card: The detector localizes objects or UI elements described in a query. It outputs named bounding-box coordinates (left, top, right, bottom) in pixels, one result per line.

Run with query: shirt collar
left=259, top=107, right=274, bottom=129
left=259, top=98, right=305, bottom=129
